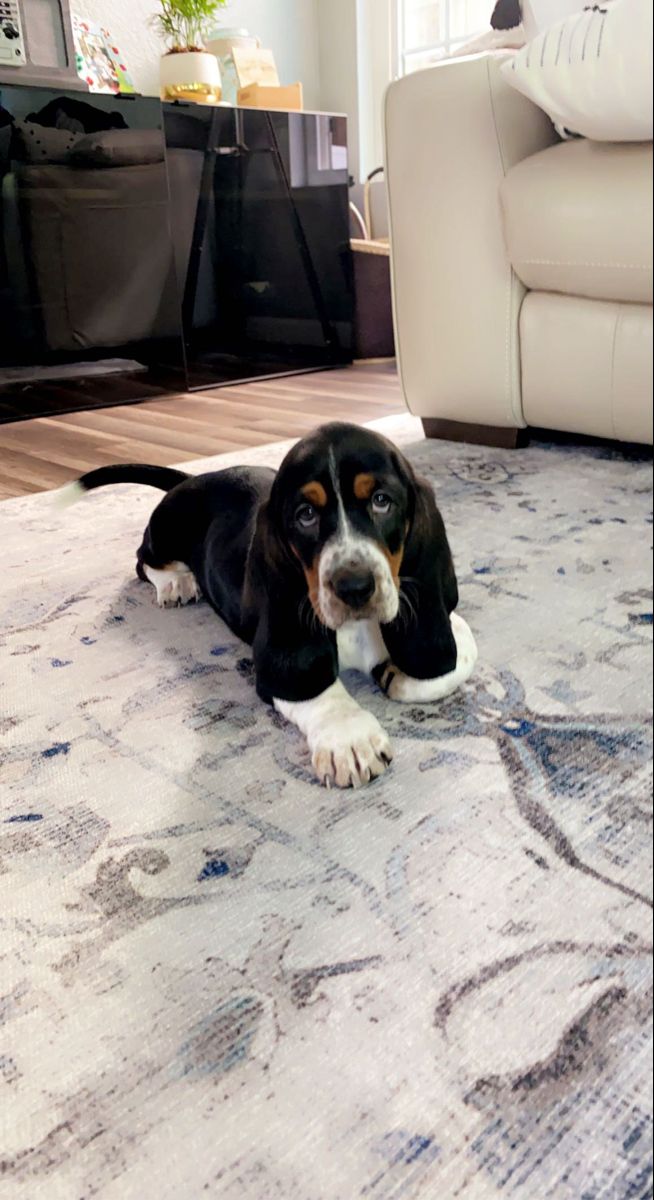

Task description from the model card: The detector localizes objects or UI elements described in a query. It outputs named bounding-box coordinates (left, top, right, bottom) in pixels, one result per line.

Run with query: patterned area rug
left=1, top=416, right=652, bottom=1200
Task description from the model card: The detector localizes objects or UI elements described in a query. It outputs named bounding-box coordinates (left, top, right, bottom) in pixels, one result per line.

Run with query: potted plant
left=153, top=0, right=227, bottom=103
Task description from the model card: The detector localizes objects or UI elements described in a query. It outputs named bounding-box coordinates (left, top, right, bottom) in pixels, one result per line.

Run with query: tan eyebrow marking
left=301, top=481, right=328, bottom=508
left=353, top=473, right=375, bottom=501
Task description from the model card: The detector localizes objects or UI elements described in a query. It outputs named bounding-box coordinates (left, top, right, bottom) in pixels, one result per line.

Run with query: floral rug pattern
left=1, top=417, right=652, bottom=1199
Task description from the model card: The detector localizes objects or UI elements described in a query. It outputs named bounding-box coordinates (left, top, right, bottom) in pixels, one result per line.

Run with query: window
left=396, top=0, right=490, bottom=74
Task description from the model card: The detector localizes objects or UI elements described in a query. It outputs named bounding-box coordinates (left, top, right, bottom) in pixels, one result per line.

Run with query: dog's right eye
left=296, top=504, right=319, bottom=529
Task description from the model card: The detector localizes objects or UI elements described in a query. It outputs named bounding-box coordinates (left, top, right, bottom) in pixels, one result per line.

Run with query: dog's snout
left=332, top=568, right=376, bottom=610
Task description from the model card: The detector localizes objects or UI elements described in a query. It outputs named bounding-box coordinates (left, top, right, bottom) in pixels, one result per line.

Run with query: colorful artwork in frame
left=72, top=16, right=136, bottom=95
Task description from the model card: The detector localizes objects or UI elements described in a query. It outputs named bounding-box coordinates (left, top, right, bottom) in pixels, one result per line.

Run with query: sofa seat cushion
left=500, top=138, right=653, bottom=303
left=521, top=293, right=653, bottom=444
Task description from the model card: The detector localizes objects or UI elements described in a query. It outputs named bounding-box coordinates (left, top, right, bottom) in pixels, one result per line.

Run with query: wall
left=316, top=0, right=360, bottom=174
left=355, top=0, right=392, bottom=179
left=316, top=0, right=392, bottom=183
left=75, top=0, right=391, bottom=202
left=75, top=0, right=321, bottom=108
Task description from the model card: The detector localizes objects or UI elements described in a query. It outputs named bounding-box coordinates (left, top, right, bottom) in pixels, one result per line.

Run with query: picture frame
left=72, top=16, right=136, bottom=95
left=232, top=45, right=280, bottom=91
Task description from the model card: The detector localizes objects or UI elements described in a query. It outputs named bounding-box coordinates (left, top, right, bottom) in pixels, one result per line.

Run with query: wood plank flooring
left=0, top=364, right=404, bottom=500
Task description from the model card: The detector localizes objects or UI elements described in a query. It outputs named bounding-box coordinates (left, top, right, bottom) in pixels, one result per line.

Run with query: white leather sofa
left=385, top=54, right=653, bottom=447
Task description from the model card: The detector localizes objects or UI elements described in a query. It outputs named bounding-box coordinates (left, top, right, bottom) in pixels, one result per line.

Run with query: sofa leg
left=421, top=419, right=529, bottom=449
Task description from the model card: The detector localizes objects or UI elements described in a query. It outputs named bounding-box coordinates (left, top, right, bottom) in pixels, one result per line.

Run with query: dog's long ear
left=244, top=498, right=337, bottom=706
left=381, top=453, right=459, bottom=680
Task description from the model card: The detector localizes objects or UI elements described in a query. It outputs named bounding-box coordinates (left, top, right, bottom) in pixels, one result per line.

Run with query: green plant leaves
left=151, top=0, right=228, bottom=51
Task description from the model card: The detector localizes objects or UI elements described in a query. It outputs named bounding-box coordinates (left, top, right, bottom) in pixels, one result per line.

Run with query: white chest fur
left=336, top=619, right=388, bottom=674
left=336, top=611, right=479, bottom=700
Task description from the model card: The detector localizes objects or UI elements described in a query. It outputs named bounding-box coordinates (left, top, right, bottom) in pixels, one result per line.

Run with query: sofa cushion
left=500, top=138, right=653, bottom=303
left=503, top=0, right=653, bottom=142
left=13, top=122, right=82, bottom=164
left=520, top=293, right=653, bottom=444
left=69, top=129, right=164, bottom=168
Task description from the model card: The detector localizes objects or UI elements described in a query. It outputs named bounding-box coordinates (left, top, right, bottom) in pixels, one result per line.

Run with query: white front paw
left=143, top=563, right=201, bottom=609
left=382, top=614, right=478, bottom=703
left=385, top=672, right=433, bottom=702
left=156, top=573, right=201, bottom=608
left=166, top=573, right=201, bottom=608
left=310, top=711, right=393, bottom=789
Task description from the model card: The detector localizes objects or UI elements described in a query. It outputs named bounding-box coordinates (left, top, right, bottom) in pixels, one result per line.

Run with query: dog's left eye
left=296, top=503, right=319, bottom=529
left=371, top=492, right=392, bottom=515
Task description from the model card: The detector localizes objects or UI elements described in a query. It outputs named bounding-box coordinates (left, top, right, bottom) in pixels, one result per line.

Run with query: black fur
left=242, top=495, right=339, bottom=705
left=74, top=424, right=460, bottom=704
left=490, top=0, right=522, bottom=30
left=381, top=452, right=458, bottom=680
left=77, top=465, right=189, bottom=493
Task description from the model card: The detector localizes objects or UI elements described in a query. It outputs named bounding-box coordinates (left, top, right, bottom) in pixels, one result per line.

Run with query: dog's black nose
left=332, top=569, right=376, bottom=609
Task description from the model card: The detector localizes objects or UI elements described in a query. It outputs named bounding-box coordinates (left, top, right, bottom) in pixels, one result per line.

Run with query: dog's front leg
left=376, top=614, right=478, bottom=703
left=275, top=681, right=393, bottom=789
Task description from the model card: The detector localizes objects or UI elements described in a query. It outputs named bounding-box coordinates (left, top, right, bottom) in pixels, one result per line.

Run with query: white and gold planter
left=160, top=50, right=222, bottom=104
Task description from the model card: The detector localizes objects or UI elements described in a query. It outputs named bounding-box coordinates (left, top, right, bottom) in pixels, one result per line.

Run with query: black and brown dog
left=63, top=422, right=477, bottom=787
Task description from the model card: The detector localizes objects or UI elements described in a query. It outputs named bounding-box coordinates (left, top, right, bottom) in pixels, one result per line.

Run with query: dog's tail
left=53, top=464, right=190, bottom=509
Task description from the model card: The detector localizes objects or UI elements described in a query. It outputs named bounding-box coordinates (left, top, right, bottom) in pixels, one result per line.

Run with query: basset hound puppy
left=62, top=423, right=477, bottom=788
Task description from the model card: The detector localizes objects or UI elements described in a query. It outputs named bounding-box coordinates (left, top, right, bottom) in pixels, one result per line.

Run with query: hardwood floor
left=0, top=364, right=404, bottom=500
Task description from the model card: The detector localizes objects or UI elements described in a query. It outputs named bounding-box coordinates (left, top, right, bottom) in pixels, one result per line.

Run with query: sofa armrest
left=385, top=53, right=557, bottom=429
